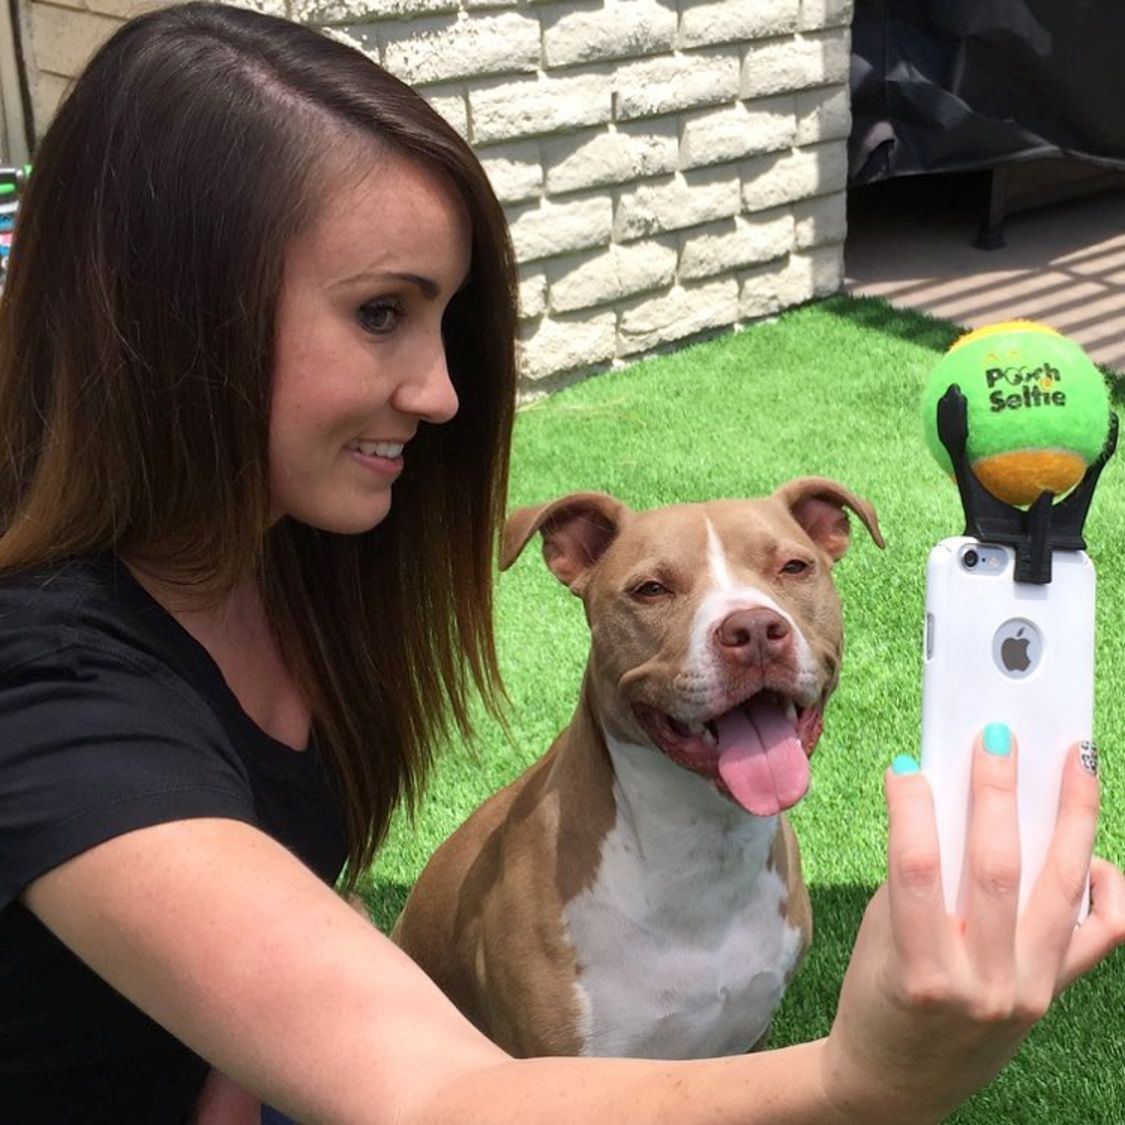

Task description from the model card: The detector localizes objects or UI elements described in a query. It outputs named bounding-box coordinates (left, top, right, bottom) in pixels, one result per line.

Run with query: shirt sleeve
left=0, top=641, right=257, bottom=907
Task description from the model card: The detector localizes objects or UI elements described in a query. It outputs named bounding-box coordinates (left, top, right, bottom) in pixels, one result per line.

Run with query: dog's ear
left=772, top=477, right=885, bottom=562
left=501, top=492, right=629, bottom=589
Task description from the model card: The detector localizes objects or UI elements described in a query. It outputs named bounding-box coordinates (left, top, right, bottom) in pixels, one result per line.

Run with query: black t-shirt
left=0, top=555, right=348, bottom=1123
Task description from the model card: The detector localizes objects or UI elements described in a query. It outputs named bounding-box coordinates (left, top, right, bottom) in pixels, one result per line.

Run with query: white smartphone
left=920, top=536, right=1095, bottom=920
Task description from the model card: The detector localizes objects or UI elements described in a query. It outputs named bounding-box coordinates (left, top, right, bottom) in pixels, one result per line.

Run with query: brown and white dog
left=393, top=478, right=883, bottom=1059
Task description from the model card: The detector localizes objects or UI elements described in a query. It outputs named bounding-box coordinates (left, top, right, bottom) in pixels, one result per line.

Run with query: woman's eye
left=357, top=299, right=402, bottom=335
left=781, top=559, right=809, bottom=575
left=632, top=580, right=671, bottom=598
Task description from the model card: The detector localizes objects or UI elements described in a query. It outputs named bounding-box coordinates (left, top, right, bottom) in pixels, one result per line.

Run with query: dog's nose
left=716, top=608, right=791, bottom=665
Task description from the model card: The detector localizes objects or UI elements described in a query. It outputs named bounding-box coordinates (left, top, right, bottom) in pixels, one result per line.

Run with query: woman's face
left=269, top=149, right=470, bottom=534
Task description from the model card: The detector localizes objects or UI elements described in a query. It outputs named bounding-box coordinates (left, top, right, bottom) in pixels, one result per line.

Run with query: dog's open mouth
left=633, top=690, right=824, bottom=817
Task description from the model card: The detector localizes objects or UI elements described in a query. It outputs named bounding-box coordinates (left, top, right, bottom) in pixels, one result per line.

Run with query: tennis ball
left=921, top=320, right=1111, bottom=506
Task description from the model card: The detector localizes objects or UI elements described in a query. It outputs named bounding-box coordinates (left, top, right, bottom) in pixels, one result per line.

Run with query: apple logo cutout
left=992, top=618, right=1042, bottom=679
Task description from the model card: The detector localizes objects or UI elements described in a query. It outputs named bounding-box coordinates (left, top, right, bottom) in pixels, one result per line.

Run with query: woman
left=0, top=5, right=1121, bottom=1123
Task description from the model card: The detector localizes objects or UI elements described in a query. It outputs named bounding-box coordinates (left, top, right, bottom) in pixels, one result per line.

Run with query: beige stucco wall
left=21, top=0, right=852, bottom=391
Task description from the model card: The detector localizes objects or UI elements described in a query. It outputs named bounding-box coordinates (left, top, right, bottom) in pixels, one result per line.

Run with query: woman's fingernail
left=891, top=754, right=919, bottom=776
left=1080, top=741, right=1098, bottom=776
left=984, top=722, right=1012, bottom=756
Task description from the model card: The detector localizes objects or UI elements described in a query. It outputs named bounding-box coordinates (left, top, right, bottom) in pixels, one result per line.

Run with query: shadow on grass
left=816, top=293, right=962, bottom=354
left=818, top=292, right=1125, bottom=407
left=356, top=878, right=412, bottom=935
left=1110, top=372, right=1125, bottom=407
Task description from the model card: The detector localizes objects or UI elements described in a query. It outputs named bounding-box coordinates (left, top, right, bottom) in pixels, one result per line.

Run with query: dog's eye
left=781, top=559, right=810, bottom=575
left=632, top=580, right=671, bottom=598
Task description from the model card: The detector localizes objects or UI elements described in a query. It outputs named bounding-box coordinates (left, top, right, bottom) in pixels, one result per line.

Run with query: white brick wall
left=541, top=0, right=676, bottom=68
left=20, top=0, right=852, bottom=392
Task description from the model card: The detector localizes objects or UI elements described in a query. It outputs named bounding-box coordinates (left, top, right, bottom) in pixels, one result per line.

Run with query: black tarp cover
left=849, top=0, right=1125, bottom=184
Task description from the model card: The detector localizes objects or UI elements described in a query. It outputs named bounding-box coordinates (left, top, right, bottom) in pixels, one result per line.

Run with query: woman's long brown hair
left=0, top=2, right=517, bottom=886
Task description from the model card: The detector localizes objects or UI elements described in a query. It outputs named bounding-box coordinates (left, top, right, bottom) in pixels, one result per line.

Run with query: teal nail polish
left=891, top=754, right=919, bottom=775
left=984, top=722, right=1011, bottom=756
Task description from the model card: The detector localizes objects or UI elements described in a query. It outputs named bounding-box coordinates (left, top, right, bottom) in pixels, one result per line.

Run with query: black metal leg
left=975, top=166, right=1008, bottom=249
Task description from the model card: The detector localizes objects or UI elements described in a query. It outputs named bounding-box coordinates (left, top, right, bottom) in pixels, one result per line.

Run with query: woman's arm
left=22, top=817, right=839, bottom=1124
left=23, top=736, right=1125, bottom=1125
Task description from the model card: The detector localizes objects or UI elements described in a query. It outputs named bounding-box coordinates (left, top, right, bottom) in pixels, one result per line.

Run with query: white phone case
left=920, top=536, right=1095, bottom=920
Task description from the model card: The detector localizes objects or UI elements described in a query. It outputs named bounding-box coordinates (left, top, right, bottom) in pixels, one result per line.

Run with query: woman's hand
left=822, top=733, right=1125, bottom=1124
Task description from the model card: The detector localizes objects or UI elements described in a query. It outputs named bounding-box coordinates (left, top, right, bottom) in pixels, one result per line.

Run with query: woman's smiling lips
left=346, top=437, right=407, bottom=476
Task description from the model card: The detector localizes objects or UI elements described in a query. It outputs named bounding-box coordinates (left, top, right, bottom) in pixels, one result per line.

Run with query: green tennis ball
left=921, top=320, right=1111, bottom=506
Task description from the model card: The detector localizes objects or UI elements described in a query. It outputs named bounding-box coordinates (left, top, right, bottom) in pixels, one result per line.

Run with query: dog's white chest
left=562, top=740, right=804, bottom=1059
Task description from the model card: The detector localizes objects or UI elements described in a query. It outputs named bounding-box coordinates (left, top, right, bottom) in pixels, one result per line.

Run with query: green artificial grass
left=362, top=295, right=1125, bottom=1123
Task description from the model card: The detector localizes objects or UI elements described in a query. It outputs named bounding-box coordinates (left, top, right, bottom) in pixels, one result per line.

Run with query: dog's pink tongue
left=716, top=697, right=809, bottom=816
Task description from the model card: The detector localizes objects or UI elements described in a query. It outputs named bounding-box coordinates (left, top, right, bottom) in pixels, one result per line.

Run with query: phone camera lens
left=963, top=549, right=979, bottom=570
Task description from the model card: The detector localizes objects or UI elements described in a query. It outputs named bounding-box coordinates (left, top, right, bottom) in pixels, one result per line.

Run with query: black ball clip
left=935, top=385, right=1118, bottom=585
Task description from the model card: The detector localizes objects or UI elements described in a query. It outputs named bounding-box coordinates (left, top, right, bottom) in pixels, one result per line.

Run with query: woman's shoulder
left=0, top=557, right=260, bottom=906
left=0, top=554, right=194, bottom=679
left=0, top=555, right=118, bottom=661
left=0, top=553, right=111, bottom=608
left=0, top=554, right=228, bottom=735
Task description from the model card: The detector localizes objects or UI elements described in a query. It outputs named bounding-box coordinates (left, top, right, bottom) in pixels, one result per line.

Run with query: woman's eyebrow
left=329, top=270, right=440, bottom=298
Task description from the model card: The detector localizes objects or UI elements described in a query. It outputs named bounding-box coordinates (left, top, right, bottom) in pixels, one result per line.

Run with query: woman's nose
left=394, top=335, right=459, bottom=424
